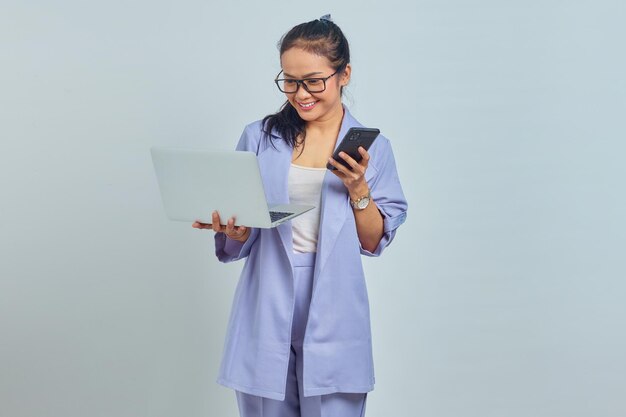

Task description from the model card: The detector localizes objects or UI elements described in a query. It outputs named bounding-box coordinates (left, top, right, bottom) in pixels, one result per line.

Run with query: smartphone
left=327, top=127, right=380, bottom=170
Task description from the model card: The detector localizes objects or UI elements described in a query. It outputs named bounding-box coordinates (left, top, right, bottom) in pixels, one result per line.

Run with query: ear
left=340, top=63, right=352, bottom=86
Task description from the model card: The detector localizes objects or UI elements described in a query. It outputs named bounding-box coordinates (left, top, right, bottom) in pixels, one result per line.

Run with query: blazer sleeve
left=214, top=123, right=262, bottom=263
left=360, top=137, right=408, bottom=257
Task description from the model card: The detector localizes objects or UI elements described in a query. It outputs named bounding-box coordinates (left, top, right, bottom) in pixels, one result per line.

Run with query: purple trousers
left=235, top=253, right=368, bottom=417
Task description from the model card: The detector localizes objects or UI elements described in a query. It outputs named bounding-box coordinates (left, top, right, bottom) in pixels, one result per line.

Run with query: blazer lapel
left=256, top=134, right=294, bottom=261
left=313, top=107, right=362, bottom=280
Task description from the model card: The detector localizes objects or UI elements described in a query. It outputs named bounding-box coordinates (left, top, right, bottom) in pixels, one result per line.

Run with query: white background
left=1, top=1, right=625, bottom=416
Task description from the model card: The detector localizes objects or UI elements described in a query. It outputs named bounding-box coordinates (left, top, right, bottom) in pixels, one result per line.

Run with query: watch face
left=357, top=196, right=370, bottom=209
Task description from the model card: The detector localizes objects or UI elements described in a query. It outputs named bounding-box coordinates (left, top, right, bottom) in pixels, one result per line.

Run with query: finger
left=212, top=211, right=222, bottom=232
left=348, top=149, right=369, bottom=175
left=338, top=151, right=360, bottom=170
left=328, top=156, right=350, bottom=176
left=193, top=221, right=209, bottom=229
left=338, top=153, right=365, bottom=180
left=230, top=219, right=245, bottom=238
left=233, top=225, right=247, bottom=238
left=226, top=217, right=236, bottom=235
left=358, top=147, right=370, bottom=166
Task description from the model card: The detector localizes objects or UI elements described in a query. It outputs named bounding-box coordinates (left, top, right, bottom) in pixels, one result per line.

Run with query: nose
left=294, top=82, right=312, bottom=100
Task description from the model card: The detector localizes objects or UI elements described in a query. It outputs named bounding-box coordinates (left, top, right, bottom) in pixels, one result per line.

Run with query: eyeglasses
left=274, top=69, right=339, bottom=94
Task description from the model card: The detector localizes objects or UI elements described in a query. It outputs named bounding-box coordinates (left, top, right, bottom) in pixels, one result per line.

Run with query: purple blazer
left=214, top=107, right=408, bottom=401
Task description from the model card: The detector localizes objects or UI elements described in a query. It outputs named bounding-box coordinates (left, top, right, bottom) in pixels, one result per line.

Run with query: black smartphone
left=327, top=127, right=380, bottom=170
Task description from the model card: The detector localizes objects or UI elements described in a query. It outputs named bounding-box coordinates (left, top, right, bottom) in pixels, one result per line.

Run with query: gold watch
left=350, top=191, right=371, bottom=210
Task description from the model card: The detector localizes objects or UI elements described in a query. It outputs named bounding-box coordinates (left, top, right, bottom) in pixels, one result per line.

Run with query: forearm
left=353, top=202, right=384, bottom=252
left=349, top=184, right=384, bottom=253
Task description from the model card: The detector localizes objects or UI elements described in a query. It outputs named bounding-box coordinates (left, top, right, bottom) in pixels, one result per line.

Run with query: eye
left=284, top=80, right=297, bottom=85
left=306, top=79, right=322, bottom=85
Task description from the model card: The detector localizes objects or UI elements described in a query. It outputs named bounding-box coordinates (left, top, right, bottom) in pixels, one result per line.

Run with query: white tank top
left=288, top=163, right=326, bottom=253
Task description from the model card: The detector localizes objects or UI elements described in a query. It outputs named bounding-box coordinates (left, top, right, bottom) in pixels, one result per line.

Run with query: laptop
left=150, top=147, right=315, bottom=228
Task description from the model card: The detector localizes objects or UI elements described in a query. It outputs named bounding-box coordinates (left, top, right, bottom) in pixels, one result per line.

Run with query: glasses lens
left=303, top=79, right=325, bottom=93
left=277, top=79, right=298, bottom=93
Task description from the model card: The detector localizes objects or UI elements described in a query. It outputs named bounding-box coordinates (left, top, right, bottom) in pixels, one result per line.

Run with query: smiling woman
left=192, top=14, right=408, bottom=417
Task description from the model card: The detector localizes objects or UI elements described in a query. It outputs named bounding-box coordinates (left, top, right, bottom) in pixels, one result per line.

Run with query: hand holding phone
left=327, top=127, right=380, bottom=170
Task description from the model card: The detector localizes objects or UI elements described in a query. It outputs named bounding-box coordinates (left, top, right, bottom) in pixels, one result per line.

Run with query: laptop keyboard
left=270, top=211, right=294, bottom=222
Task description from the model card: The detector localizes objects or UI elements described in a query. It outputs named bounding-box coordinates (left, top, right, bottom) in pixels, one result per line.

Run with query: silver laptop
left=150, top=147, right=314, bottom=228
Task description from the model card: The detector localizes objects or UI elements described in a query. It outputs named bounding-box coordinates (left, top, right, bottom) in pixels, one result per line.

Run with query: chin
left=296, top=110, right=318, bottom=121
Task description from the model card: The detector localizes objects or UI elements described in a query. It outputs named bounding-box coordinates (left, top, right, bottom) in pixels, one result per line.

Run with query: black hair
left=261, top=17, right=351, bottom=150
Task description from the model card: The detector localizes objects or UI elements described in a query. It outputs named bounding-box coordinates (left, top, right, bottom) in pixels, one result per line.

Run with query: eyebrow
left=283, top=71, right=324, bottom=78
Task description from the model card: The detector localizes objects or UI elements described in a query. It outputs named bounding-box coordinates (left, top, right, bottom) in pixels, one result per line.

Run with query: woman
left=193, top=15, right=407, bottom=417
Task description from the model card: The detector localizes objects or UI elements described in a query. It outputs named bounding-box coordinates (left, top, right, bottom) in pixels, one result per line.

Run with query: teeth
left=300, top=101, right=316, bottom=108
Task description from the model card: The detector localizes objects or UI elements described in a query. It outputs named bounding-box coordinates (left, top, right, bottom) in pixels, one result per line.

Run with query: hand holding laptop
left=192, top=211, right=251, bottom=242
left=151, top=148, right=314, bottom=228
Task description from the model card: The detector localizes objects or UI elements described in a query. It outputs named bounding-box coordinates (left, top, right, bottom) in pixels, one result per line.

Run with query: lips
left=296, top=100, right=317, bottom=111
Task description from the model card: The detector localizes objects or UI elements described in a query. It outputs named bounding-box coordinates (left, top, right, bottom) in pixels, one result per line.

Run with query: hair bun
left=319, top=14, right=332, bottom=23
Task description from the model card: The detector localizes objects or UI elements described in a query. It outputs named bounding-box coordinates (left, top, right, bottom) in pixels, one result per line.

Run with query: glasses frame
left=274, top=69, right=340, bottom=94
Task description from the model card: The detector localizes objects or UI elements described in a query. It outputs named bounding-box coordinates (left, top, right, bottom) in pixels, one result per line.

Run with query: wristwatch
left=350, top=191, right=371, bottom=210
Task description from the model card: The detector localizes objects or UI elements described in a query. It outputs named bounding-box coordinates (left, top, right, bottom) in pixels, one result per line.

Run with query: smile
left=297, top=101, right=317, bottom=110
